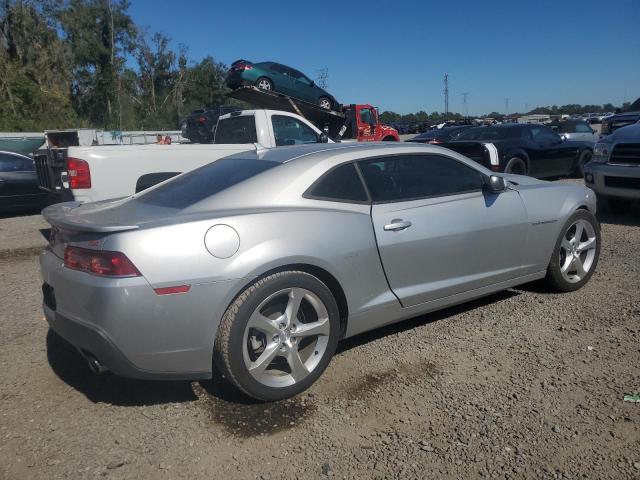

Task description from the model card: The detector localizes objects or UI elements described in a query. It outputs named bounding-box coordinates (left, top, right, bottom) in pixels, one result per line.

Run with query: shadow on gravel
left=197, top=375, right=316, bottom=437
left=336, top=289, right=519, bottom=355
left=46, top=330, right=197, bottom=406
left=597, top=209, right=640, bottom=227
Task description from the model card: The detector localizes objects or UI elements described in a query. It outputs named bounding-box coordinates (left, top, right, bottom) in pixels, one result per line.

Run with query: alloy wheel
left=319, top=98, right=331, bottom=110
left=242, top=288, right=331, bottom=388
left=559, top=219, right=597, bottom=283
left=257, top=79, right=272, bottom=91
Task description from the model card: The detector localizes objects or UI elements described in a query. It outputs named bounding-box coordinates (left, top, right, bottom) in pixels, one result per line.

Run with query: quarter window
left=272, top=115, right=318, bottom=146
left=359, top=154, right=484, bottom=202
left=307, top=163, right=368, bottom=203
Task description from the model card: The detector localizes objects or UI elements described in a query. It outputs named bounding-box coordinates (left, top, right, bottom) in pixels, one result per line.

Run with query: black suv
left=181, top=106, right=243, bottom=143
left=601, top=97, right=640, bottom=135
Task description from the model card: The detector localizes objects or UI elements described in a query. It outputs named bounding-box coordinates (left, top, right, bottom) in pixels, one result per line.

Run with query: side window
left=214, top=116, right=258, bottom=144
left=360, top=108, right=373, bottom=124
left=0, top=154, right=26, bottom=172
left=532, top=125, right=560, bottom=143
left=22, top=158, right=36, bottom=171
left=574, top=122, right=592, bottom=133
left=272, top=115, right=318, bottom=146
left=270, top=63, right=287, bottom=75
left=306, top=163, right=368, bottom=203
left=359, top=154, right=484, bottom=202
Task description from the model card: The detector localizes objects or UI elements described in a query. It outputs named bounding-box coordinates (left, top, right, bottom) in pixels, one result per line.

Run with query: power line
left=316, top=68, right=329, bottom=89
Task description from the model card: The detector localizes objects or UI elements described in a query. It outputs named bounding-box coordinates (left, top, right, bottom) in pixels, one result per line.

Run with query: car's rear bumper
left=584, top=162, right=640, bottom=200
left=39, top=248, right=239, bottom=380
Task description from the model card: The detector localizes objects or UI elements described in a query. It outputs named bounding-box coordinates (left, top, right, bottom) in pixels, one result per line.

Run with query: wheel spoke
left=572, top=256, right=586, bottom=278
left=248, top=342, right=280, bottom=375
left=285, top=288, right=305, bottom=327
left=292, top=317, right=330, bottom=338
left=247, top=310, right=280, bottom=335
left=573, top=223, right=584, bottom=243
left=561, top=238, right=572, bottom=252
left=286, top=347, right=309, bottom=382
left=560, top=254, right=573, bottom=273
left=577, top=237, right=596, bottom=252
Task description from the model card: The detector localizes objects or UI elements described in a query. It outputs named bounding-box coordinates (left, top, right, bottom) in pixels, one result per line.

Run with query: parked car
left=601, top=105, right=640, bottom=135
left=548, top=119, right=598, bottom=143
left=391, top=123, right=410, bottom=135
left=226, top=60, right=339, bottom=111
left=584, top=123, right=640, bottom=211
left=40, top=142, right=600, bottom=401
left=406, top=125, right=472, bottom=144
left=442, top=123, right=594, bottom=177
left=0, top=151, right=49, bottom=212
left=180, top=106, right=242, bottom=143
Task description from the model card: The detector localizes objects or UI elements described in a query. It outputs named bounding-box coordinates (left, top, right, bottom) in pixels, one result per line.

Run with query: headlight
left=591, top=142, right=611, bottom=163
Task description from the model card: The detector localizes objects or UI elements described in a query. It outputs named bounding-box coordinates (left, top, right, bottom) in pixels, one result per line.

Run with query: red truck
left=227, top=86, right=399, bottom=142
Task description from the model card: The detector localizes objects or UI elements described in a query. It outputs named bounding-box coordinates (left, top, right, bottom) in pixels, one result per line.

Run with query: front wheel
left=544, top=210, right=600, bottom=292
left=214, top=271, right=340, bottom=401
left=318, top=96, right=332, bottom=110
left=574, top=150, right=592, bottom=177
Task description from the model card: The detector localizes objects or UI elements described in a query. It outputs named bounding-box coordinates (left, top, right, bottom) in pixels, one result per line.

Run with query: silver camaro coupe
left=40, top=143, right=600, bottom=401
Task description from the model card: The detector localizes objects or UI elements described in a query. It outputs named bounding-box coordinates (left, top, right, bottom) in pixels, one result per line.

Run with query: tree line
left=379, top=101, right=632, bottom=125
left=0, top=0, right=232, bottom=131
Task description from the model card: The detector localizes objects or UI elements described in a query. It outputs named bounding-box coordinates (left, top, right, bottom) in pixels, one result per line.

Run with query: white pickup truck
left=37, top=109, right=330, bottom=204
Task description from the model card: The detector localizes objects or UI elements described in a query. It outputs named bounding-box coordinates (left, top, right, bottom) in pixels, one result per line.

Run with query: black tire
left=574, top=150, right=592, bottom=177
left=318, top=96, right=332, bottom=110
left=544, top=209, right=600, bottom=292
left=214, top=271, right=340, bottom=401
left=255, top=77, right=273, bottom=91
left=504, top=157, right=528, bottom=175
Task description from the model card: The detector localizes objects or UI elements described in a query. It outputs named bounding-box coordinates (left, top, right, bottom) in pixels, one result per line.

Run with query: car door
left=0, top=154, right=42, bottom=208
left=357, top=107, right=376, bottom=142
left=529, top=125, right=569, bottom=176
left=289, top=69, right=316, bottom=103
left=360, top=153, right=529, bottom=307
left=267, top=63, right=295, bottom=95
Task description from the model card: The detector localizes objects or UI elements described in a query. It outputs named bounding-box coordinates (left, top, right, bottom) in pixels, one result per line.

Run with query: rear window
left=135, top=158, right=278, bottom=209
left=456, top=126, right=522, bottom=141
left=215, top=116, right=258, bottom=144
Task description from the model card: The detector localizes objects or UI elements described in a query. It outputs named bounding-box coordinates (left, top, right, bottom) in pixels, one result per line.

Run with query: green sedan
left=226, top=60, right=338, bottom=110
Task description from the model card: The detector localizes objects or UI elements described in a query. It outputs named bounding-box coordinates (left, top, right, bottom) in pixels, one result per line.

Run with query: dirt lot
left=0, top=185, right=639, bottom=480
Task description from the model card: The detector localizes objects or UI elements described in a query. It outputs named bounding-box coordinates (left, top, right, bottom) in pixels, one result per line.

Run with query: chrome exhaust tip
left=82, top=352, right=107, bottom=375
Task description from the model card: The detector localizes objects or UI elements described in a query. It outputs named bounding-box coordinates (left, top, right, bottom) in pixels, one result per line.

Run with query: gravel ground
left=0, top=186, right=639, bottom=480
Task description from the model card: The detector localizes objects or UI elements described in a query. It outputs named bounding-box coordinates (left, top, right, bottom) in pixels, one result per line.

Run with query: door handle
left=384, top=219, right=412, bottom=231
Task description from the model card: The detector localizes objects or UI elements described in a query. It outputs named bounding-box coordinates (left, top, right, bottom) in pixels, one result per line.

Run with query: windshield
left=135, top=158, right=279, bottom=209
left=456, top=126, right=522, bottom=141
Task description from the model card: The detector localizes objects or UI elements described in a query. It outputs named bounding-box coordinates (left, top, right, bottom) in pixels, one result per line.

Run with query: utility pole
left=443, top=74, right=449, bottom=119
left=525, top=102, right=529, bottom=114
left=505, top=98, right=510, bottom=116
left=316, top=68, right=329, bottom=89
left=461, top=92, right=469, bottom=117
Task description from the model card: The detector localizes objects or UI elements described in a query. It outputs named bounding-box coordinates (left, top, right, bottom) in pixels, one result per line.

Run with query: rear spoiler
left=230, top=59, right=252, bottom=67
left=42, top=202, right=139, bottom=233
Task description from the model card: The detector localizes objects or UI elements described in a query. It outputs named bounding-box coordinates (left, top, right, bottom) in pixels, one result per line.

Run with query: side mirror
left=485, top=175, right=506, bottom=193
left=318, top=132, right=329, bottom=143
left=310, top=80, right=315, bottom=87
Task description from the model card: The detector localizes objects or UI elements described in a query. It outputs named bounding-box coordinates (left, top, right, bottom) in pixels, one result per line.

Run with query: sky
left=128, top=0, right=640, bottom=116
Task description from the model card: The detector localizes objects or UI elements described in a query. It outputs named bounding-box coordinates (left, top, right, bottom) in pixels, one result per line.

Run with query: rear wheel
left=318, top=96, right=332, bottom=110
left=505, top=157, right=528, bottom=175
left=544, top=210, right=600, bottom=292
left=214, top=271, right=340, bottom=401
left=256, top=77, right=273, bottom=91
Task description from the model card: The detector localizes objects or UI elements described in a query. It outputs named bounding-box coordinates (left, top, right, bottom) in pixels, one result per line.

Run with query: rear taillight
left=233, top=64, right=253, bottom=71
left=64, top=246, right=141, bottom=277
left=67, top=157, right=91, bottom=189
left=428, top=139, right=443, bottom=144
